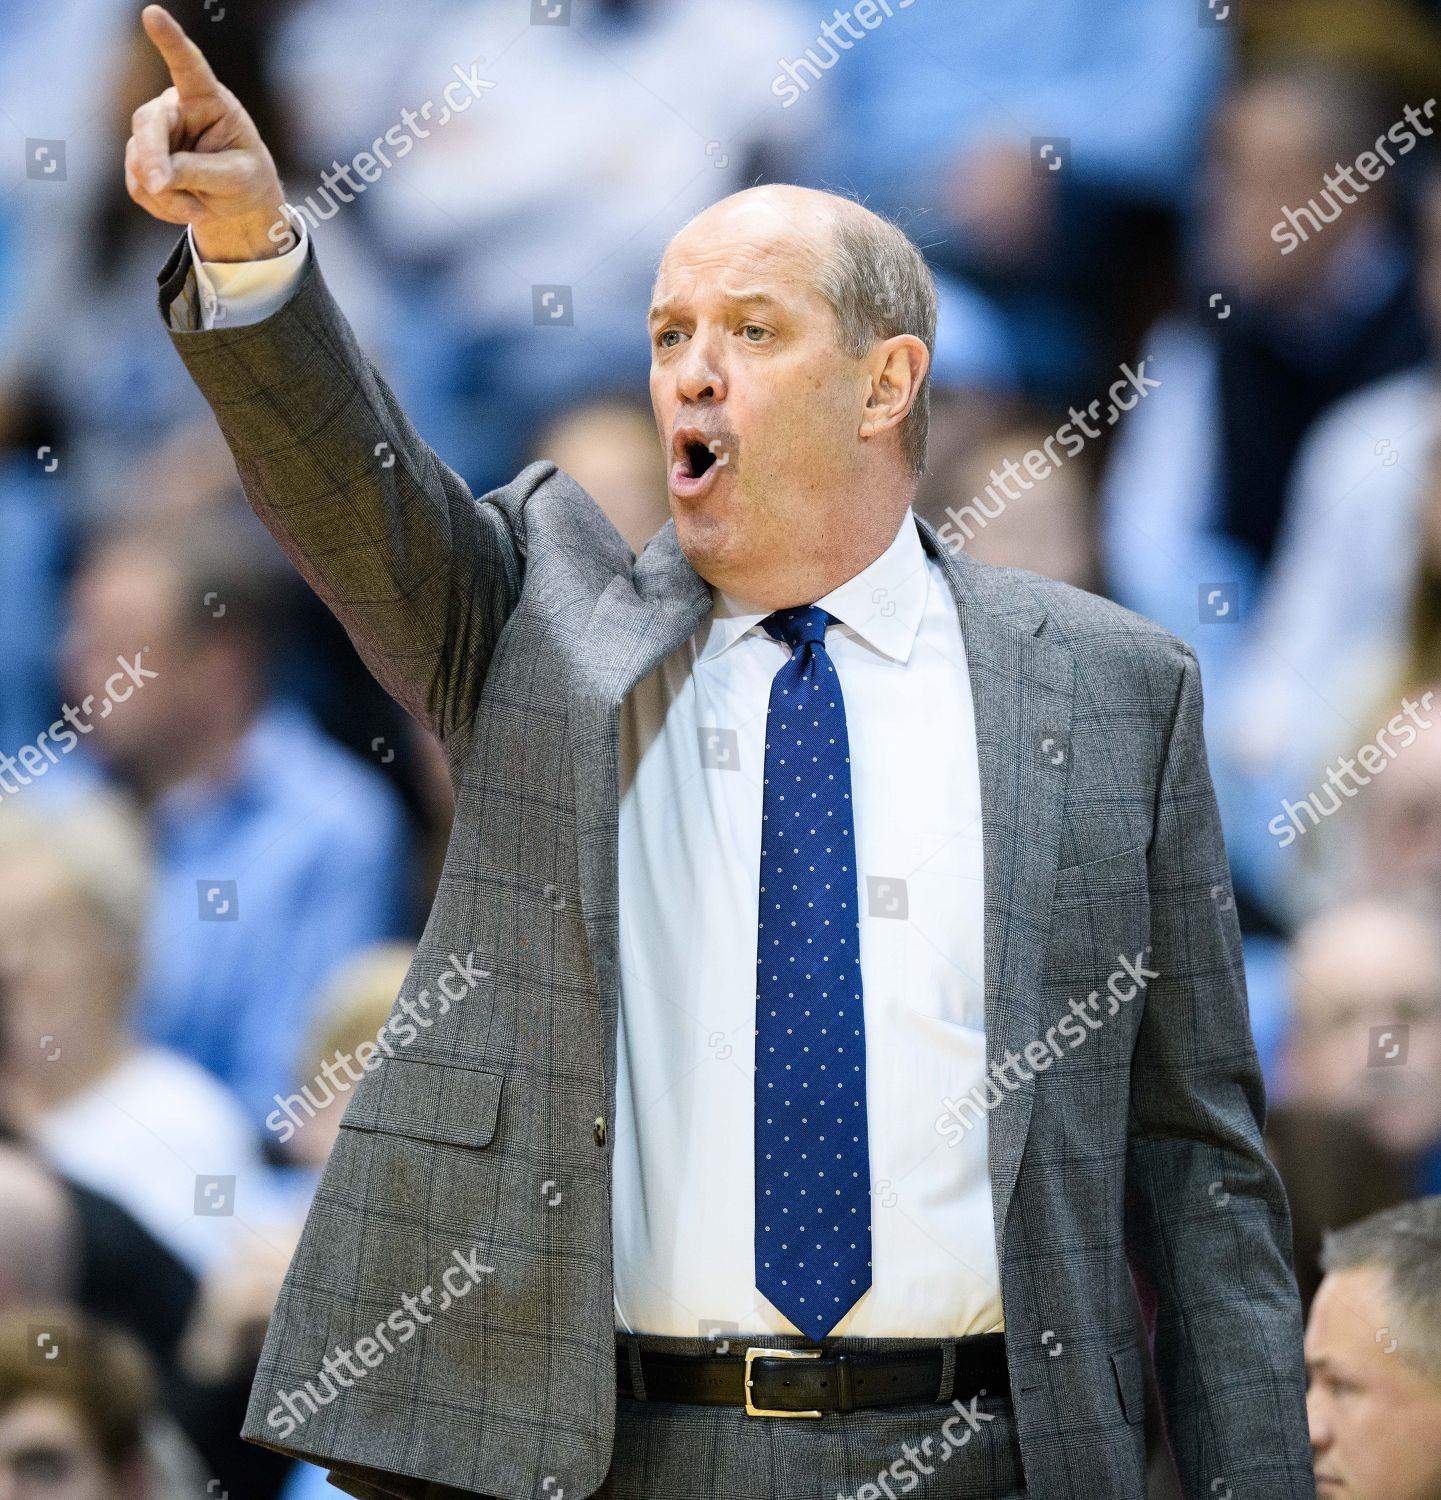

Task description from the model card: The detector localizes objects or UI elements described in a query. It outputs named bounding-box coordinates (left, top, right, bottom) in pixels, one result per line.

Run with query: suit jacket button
left=593, top=1116, right=607, bottom=1147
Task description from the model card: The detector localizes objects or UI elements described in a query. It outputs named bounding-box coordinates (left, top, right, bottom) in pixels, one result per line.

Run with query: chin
left=672, top=507, right=740, bottom=574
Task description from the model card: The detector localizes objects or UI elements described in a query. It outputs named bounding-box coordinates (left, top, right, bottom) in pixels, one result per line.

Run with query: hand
left=125, top=4, right=292, bottom=262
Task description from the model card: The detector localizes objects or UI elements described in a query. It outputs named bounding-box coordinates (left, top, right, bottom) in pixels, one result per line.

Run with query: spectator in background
left=0, top=1135, right=293, bottom=1500
left=1104, top=64, right=1432, bottom=628
left=915, top=415, right=1100, bottom=592
left=1221, top=152, right=1441, bottom=909
left=1242, top=0, right=1441, bottom=105
left=54, top=520, right=412, bottom=1128
left=0, top=1308, right=161, bottom=1500
left=1204, top=67, right=1432, bottom=571
left=1280, top=677, right=1441, bottom=920
left=530, top=396, right=669, bottom=557
left=793, top=0, right=1221, bottom=397
left=0, top=791, right=265, bottom=1275
left=95, top=420, right=446, bottom=893
left=1101, top=63, right=1433, bottom=904
left=1285, top=901, right=1441, bottom=1193
left=266, top=0, right=823, bottom=498
left=1306, top=1196, right=1441, bottom=1499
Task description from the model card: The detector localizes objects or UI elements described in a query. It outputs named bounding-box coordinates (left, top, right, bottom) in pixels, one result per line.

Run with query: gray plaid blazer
left=157, top=230, right=1314, bottom=1500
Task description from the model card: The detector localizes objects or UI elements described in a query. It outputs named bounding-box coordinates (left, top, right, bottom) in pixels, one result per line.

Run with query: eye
left=740, top=323, right=771, bottom=342
left=656, top=328, right=685, bottom=349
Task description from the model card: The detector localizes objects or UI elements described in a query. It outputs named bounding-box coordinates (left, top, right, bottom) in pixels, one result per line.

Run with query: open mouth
left=669, top=428, right=728, bottom=497
left=680, top=439, right=717, bottom=480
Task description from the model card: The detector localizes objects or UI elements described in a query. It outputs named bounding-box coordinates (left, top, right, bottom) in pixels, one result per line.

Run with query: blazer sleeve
left=1124, top=643, right=1316, bottom=1499
left=156, top=229, right=526, bottom=758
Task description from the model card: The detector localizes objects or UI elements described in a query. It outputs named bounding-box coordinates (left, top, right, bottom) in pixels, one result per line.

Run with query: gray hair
left=1320, top=1196, right=1441, bottom=1383
left=814, top=201, right=938, bottom=480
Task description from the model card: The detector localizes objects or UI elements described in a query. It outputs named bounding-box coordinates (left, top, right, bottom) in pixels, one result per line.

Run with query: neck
left=720, top=495, right=913, bottom=612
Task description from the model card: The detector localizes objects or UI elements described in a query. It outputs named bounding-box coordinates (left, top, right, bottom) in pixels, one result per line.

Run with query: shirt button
left=593, top=1116, right=607, bottom=1148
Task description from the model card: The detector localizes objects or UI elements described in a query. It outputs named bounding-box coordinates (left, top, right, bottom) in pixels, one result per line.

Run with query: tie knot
left=762, top=604, right=833, bottom=653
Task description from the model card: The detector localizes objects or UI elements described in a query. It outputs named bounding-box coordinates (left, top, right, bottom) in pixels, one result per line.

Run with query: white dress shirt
left=184, top=234, right=1002, bottom=1340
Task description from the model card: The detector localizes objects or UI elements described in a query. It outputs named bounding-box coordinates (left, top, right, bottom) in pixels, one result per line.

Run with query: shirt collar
left=698, top=508, right=929, bottom=666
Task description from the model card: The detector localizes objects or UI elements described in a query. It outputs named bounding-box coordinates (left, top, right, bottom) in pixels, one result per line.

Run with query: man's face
left=647, top=193, right=877, bottom=600
left=59, top=546, right=188, bottom=775
left=1307, top=1264, right=1441, bottom=1499
left=1288, top=916, right=1441, bottom=1156
left=0, top=1395, right=141, bottom=1500
left=1204, top=79, right=1358, bottom=299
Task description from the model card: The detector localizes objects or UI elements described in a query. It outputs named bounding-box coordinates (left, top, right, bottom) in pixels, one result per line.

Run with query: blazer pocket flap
left=1110, top=1344, right=1145, bottom=1425
left=1053, top=843, right=1148, bottom=907
left=340, top=1058, right=503, bottom=1149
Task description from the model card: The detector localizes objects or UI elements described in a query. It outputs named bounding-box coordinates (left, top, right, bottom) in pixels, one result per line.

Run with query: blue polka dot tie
left=754, top=603, right=872, bottom=1341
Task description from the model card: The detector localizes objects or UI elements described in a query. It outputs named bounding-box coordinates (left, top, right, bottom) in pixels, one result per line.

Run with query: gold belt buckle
left=743, top=1346, right=823, bottom=1417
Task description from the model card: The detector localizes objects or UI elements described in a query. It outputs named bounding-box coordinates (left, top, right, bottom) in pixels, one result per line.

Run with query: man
left=125, top=7, right=1313, bottom=1498
left=55, top=519, right=412, bottom=1127
left=1285, top=901, right=1441, bottom=1193
left=0, top=790, right=266, bottom=1274
left=1306, top=1197, right=1441, bottom=1498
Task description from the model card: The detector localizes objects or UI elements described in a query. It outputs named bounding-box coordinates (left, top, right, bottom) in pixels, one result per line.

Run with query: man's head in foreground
left=649, top=184, right=934, bottom=607
left=1306, top=1195, right=1441, bottom=1499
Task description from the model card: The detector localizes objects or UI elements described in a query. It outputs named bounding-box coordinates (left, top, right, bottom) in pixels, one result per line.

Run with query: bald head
left=1293, top=901, right=1441, bottom=996
left=668, top=183, right=851, bottom=261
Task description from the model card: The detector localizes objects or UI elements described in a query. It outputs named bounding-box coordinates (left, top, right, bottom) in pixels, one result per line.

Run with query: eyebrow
left=647, top=289, right=789, bottom=328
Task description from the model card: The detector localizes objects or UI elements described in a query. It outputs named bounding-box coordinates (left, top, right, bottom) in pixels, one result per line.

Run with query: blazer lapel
left=916, top=516, right=1075, bottom=1255
left=570, top=520, right=712, bottom=1112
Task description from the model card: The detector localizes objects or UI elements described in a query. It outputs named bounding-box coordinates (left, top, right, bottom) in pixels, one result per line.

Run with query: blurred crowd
left=5, top=0, right=1441, bottom=1495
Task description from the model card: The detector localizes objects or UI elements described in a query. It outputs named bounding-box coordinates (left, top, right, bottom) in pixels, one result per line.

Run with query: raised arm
left=126, top=5, right=526, bottom=753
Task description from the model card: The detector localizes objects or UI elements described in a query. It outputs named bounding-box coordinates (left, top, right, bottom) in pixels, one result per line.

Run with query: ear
left=858, top=335, right=929, bottom=444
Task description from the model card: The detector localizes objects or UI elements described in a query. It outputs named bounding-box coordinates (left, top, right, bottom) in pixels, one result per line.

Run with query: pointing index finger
left=140, top=4, right=222, bottom=102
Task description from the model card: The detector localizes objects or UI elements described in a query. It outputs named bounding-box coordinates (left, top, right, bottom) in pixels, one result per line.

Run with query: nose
left=674, top=331, right=726, bottom=405
left=1306, top=1388, right=1331, bottom=1452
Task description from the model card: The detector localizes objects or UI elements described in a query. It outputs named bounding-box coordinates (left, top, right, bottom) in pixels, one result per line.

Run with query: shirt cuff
left=185, top=205, right=311, bottom=331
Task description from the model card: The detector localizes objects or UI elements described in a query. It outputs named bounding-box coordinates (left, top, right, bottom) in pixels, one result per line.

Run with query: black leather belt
left=616, top=1332, right=1008, bottom=1416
